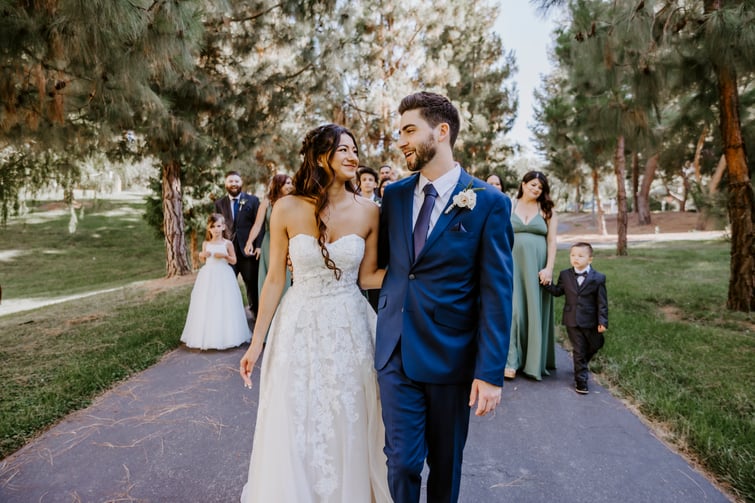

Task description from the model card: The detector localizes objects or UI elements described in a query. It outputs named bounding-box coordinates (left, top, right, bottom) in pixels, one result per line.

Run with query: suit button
left=408, top=274, right=416, bottom=280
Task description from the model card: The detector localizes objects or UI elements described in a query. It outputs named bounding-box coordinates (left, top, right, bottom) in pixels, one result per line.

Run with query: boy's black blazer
left=545, top=268, right=608, bottom=329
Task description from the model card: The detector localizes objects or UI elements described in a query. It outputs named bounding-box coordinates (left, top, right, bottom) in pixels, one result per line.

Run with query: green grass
left=553, top=241, right=754, bottom=502
left=0, top=285, right=190, bottom=458
left=0, top=198, right=166, bottom=299
left=0, top=196, right=188, bottom=458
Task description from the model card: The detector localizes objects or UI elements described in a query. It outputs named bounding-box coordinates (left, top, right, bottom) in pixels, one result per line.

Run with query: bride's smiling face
left=324, top=133, right=359, bottom=183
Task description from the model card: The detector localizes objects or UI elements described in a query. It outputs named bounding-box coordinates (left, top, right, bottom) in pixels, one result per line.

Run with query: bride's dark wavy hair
left=291, top=124, right=358, bottom=279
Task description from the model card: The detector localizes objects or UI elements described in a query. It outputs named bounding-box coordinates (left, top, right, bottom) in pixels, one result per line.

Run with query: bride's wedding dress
left=241, top=233, right=391, bottom=502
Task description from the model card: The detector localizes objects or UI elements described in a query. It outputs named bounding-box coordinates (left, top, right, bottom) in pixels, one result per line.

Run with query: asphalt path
left=0, top=341, right=733, bottom=502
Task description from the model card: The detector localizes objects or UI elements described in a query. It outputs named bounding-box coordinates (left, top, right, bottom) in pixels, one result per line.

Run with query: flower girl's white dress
left=180, top=241, right=250, bottom=350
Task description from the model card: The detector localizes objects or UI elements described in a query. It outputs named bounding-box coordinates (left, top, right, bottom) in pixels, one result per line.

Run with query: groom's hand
left=469, top=379, right=502, bottom=417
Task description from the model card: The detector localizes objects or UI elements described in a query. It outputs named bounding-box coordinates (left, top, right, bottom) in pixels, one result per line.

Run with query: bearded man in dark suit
left=215, top=170, right=264, bottom=317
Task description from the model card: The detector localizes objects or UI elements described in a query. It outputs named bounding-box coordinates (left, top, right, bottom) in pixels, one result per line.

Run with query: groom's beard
left=406, top=134, right=437, bottom=173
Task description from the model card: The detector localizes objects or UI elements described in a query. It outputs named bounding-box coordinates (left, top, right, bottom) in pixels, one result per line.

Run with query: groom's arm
left=474, top=193, right=514, bottom=387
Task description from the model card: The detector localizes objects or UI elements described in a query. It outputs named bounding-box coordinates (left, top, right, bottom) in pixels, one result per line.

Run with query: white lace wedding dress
left=241, top=233, right=391, bottom=503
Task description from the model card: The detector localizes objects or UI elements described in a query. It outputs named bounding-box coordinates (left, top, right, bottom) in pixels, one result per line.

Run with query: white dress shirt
left=575, top=266, right=591, bottom=286
left=412, top=164, right=461, bottom=235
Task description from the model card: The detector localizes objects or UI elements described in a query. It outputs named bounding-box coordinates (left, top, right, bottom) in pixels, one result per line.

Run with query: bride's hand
left=240, top=347, right=260, bottom=389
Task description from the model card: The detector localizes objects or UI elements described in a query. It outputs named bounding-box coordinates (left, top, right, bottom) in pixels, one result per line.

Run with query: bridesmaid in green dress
left=504, top=171, right=557, bottom=380
left=244, top=174, right=294, bottom=303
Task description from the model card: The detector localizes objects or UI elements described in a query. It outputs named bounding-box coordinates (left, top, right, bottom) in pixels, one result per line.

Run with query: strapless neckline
left=290, top=233, right=364, bottom=246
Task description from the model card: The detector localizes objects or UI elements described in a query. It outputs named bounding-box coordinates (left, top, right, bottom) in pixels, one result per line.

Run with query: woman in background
left=486, top=173, right=503, bottom=191
left=505, top=171, right=557, bottom=380
left=245, top=174, right=294, bottom=300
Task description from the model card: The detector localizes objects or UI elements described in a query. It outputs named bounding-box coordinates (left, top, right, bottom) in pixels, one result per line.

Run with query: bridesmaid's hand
left=244, top=242, right=254, bottom=256
left=252, top=247, right=262, bottom=260
left=538, top=268, right=552, bottom=285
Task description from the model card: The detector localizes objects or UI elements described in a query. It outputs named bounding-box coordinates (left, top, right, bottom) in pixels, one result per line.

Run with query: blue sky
left=494, top=2, right=557, bottom=154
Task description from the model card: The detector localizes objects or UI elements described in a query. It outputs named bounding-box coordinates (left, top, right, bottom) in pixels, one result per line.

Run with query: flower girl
left=180, top=214, right=251, bottom=350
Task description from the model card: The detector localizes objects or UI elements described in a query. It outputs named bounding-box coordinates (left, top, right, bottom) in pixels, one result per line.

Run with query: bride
left=239, top=124, right=391, bottom=502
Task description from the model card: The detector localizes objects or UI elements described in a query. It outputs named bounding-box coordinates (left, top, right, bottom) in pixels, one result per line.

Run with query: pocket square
left=450, top=222, right=467, bottom=232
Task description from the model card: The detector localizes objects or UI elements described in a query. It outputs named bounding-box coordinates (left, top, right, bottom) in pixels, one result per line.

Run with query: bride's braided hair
left=292, top=124, right=357, bottom=280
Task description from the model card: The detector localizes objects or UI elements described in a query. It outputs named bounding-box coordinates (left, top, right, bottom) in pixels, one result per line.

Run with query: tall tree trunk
left=709, top=154, right=727, bottom=195
left=715, top=62, right=754, bottom=311
left=695, top=154, right=727, bottom=231
left=162, top=160, right=191, bottom=277
left=614, top=136, right=628, bottom=256
left=680, top=162, right=690, bottom=212
left=591, top=168, right=607, bottom=235
left=632, top=151, right=639, bottom=214
left=693, top=126, right=707, bottom=184
left=637, top=153, right=658, bottom=226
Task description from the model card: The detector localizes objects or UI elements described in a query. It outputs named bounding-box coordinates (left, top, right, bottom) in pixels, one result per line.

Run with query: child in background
left=180, top=214, right=251, bottom=350
left=544, top=242, right=608, bottom=394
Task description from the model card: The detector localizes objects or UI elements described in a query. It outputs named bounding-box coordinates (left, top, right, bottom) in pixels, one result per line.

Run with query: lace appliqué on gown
left=241, top=234, right=390, bottom=503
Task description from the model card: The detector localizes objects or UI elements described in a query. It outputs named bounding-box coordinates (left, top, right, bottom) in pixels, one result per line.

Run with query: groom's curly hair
left=292, top=124, right=358, bottom=280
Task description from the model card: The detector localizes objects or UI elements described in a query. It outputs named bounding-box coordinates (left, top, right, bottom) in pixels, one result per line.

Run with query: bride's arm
left=240, top=200, right=289, bottom=388
left=358, top=202, right=385, bottom=290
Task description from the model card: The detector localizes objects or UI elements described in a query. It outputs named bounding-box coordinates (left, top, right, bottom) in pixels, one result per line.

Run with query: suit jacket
left=215, top=192, right=264, bottom=253
left=375, top=169, right=514, bottom=385
left=545, top=267, right=608, bottom=328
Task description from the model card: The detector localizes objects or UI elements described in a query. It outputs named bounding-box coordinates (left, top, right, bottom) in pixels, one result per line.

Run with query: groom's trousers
left=377, top=343, right=472, bottom=503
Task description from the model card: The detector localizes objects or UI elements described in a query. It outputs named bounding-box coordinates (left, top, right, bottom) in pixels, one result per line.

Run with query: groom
left=376, top=92, right=514, bottom=503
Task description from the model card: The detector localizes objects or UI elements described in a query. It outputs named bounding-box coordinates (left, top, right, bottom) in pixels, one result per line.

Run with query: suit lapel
left=571, top=271, right=581, bottom=291
left=415, top=169, right=471, bottom=262
left=580, top=269, right=595, bottom=290
left=235, top=193, right=247, bottom=223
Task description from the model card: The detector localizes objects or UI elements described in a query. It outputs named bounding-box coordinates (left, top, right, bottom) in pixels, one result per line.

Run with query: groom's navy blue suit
left=376, top=168, right=514, bottom=502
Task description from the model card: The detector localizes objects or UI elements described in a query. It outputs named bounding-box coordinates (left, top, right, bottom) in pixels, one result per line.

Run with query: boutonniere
left=444, top=182, right=484, bottom=214
left=238, top=197, right=248, bottom=209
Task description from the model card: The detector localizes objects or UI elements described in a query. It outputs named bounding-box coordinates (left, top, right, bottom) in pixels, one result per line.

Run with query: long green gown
left=258, top=204, right=291, bottom=299
left=506, top=212, right=556, bottom=380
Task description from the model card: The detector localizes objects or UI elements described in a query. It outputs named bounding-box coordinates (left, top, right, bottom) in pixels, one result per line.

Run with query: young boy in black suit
left=545, top=242, right=608, bottom=394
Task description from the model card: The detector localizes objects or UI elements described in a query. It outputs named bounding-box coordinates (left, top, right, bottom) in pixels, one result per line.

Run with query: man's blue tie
left=414, top=183, right=438, bottom=259
left=232, top=197, right=240, bottom=221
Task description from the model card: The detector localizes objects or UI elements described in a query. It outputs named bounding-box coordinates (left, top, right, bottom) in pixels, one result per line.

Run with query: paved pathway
left=0, top=342, right=733, bottom=502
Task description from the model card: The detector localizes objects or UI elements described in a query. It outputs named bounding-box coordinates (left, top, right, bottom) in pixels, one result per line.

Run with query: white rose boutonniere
left=444, top=183, right=484, bottom=214
left=238, top=198, right=247, bottom=210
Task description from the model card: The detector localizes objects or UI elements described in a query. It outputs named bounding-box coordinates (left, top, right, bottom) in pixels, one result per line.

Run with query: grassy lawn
left=0, top=198, right=752, bottom=501
left=0, top=195, right=189, bottom=458
left=0, top=197, right=166, bottom=299
left=0, top=285, right=191, bottom=458
left=554, top=240, right=754, bottom=501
